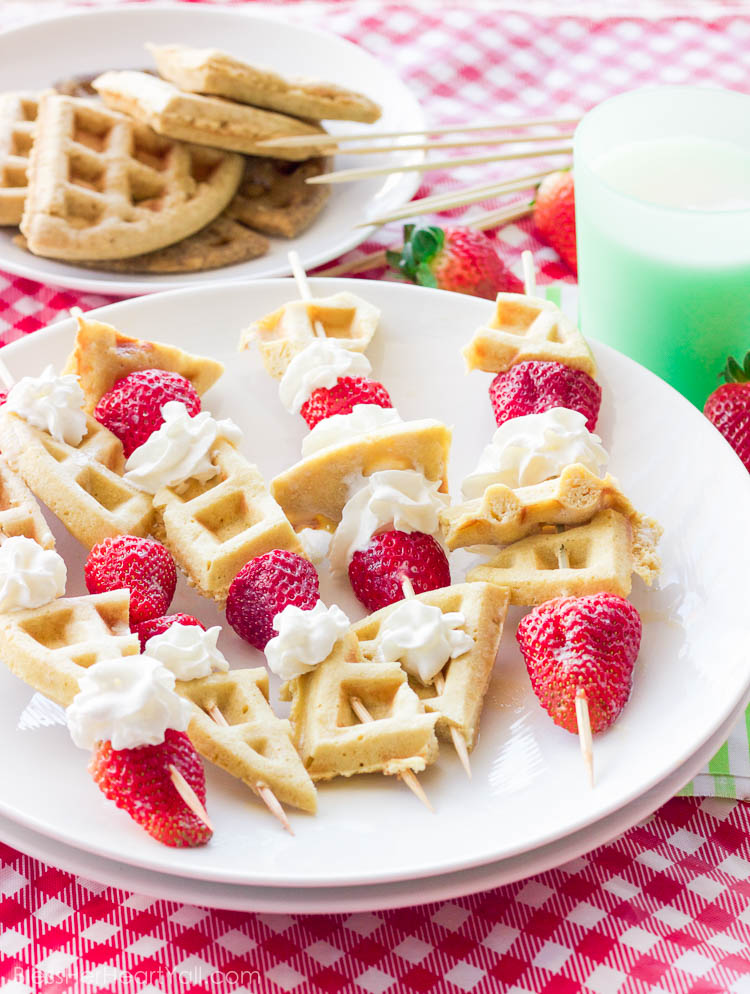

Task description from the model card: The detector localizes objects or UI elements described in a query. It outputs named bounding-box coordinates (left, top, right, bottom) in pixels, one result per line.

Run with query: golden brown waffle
left=0, top=91, right=47, bottom=226
left=0, top=455, right=55, bottom=549
left=352, top=583, right=509, bottom=751
left=467, top=509, right=638, bottom=605
left=227, top=156, right=331, bottom=238
left=20, top=92, right=244, bottom=261
left=0, top=590, right=139, bottom=707
left=63, top=313, right=224, bottom=412
left=152, top=440, right=303, bottom=604
left=148, top=44, right=382, bottom=124
left=270, top=419, right=452, bottom=531
left=279, top=632, right=439, bottom=781
left=239, top=291, right=380, bottom=380
left=175, top=667, right=317, bottom=813
left=0, top=410, right=153, bottom=550
left=93, top=71, right=327, bottom=161
left=463, top=293, right=596, bottom=376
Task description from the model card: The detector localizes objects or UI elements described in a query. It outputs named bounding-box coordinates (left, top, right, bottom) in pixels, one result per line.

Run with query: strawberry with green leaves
left=704, top=352, right=750, bottom=473
left=533, top=171, right=577, bottom=275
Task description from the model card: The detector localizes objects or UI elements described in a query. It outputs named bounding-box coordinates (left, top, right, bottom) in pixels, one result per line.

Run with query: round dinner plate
left=0, top=6, right=424, bottom=294
left=0, top=279, right=748, bottom=892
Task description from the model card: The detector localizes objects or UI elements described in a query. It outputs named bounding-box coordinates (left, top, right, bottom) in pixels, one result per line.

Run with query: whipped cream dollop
left=461, top=407, right=608, bottom=498
left=145, top=622, right=229, bottom=681
left=302, top=404, right=402, bottom=457
left=329, top=469, right=449, bottom=574
left=4, top=365, right=86, bottom=445
left=265, top=600, right=350, bottom=681
left=66, top=655, right=191, bottom=751
left=374, top=600, right=475, bottom=684
left=124, top=401, right=242, bottom=494
left=0, top=536, right=66, bottom=612
left=297, top=527, right=332, bottom=565
left=279, top=340, right=372, bottom=414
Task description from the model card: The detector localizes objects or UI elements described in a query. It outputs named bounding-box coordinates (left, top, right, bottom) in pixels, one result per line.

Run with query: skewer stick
left=575, top=688, right=594, bottom=787
left=522, top=250, right=537, bottom=298
left=349, top=695, right=433, bottom=811
left=169, top=764, right=214, bottom=831
left=288, top=250, right=326, bottom=340
left=337, top=133, right=575, bottom=157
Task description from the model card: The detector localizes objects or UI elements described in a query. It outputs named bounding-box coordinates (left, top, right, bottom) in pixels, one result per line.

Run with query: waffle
left=0, top=455, right=55, bottom=549
left=271, top=419, right=451, bottom=531
left=0, top=590, right=139, bottom=708
left=279, top=632, right=439, bottom=781
left=240, top=291, right=380, bottom=380
left=227, top=156, right=331, bottom=238
left=467, top=509, right=639, bottom=605
left=462, top=293, right=596, bottom=376
left=93, top=71, right=327, bottom=161
left=175, top=667, right=317, bottom=813
left=0, top=410, right=153, bottom=550
left=63, top=313, right=224, bottom=412
left=20, top=92, right=244, bottom=261
left=0, top=91, right=47, bottom=226
left=152, top=439, right=303, bottom=604
left=352, top=583, right=509, bottom=751
left=148, top=43, right=382, bottom=124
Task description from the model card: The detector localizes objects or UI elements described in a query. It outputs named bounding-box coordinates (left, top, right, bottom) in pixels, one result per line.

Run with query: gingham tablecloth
left=1, top=3, right=750, bottom=992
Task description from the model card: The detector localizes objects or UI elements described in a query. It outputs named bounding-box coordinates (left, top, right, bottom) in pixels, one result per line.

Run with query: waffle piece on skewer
left=0, top=590, right=139, bottom=707
left=20, top=93, right=244, bottom=261
left=152, top=440, right=303, bottom=604
left=0, top=455, right=55, bottom=549
left=175, top=667, right=317, bottom=814
left=227, top=156, right=332, bottom=238
left=352, top=583, right=509, bottom=751
left=463, top=293, right=596, bottom=376
left=279, top=632, right=439, bottom=781
left=240, top=291, right=380, bottom=380
left=0, top=91, right=48, bottom=225
left=0, top=410, right=153, bottom=549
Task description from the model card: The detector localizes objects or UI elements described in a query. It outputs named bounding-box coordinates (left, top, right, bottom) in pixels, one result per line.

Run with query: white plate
left=0, top=6, right=423, bottom=295
left=0, top=279, right=749, bottom=891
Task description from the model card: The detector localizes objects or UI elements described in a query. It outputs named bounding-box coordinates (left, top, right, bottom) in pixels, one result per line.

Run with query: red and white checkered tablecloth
left=2, top=3, right=750, bottom=992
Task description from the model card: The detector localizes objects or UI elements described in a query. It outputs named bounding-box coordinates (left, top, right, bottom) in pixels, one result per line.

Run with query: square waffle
left=0, top=455, right=55, bottom=549
left=152, top=439, right=303, bottom=604
left=352, top=583, right=510, bottom=751
left=0, top=91, right=48, bottom=226
left=227, top=156, right=332, bottom=239
left=279, top=632, right=439, bottom=781
left=175, top=667, right=317, bottom=814
left=462, top=293, right=596, bottom=376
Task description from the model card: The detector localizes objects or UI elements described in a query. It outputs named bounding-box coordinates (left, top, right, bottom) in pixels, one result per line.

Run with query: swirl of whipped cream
left=374, top=599, right=475, bottom=684
left=265, top=600, right=350, bottom=681
left=461, top=407, right=608, bottom=498
left=0, top=536, right=66, bottom=612
left=145, top=622, right=229, bottom=681
left=66, top=655, right=192, bottom=751
left=329, top=469, right=449, bottom=574
left=124, top=401, right=242, bottom=494
left=302, top=404, right=402, bottom=457
left=297, top=528, right=332, bottom=565
left=5, top=365, right=86, bottom=445
left=279, top=340, right=372, bottom=414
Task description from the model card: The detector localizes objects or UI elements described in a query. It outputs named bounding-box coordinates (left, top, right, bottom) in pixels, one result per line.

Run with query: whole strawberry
left=387, top=224, right=523, bottom=299
left=132, top=613, right=205, bottom=652
left=89, top=728, right=212, bottom=847
left=534, top=171, right=577, bottom=275
left=85, top=535, right=177, bottom=625
left=517, top=593, right=641, bottom=734
left=301, top=376, right=392, bottom=429
left=94, top=369, right=201, bottom=457
left=704, top=352, right=750, bottom=473
left=348, top=529, right=450, bottom=611
left=226, top=549, right=320, bottom=650
left=490, top=360, right=601, bottom=432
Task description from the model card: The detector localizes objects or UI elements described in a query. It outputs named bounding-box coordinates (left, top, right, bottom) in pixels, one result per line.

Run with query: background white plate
left=0, top=6, right=424, bottom=294
left=0, top=279, right=748, bottom=891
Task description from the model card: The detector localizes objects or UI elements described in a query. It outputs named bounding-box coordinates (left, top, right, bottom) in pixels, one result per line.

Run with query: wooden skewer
left=575, top=688, right=594, bottom=787
left=522, top=249, right=537, bottom=299
left=288, top=250, right=326, bottom=340
left=169, top=764, right=214, bottom=831
left=337, top=132, right=575, bottom=157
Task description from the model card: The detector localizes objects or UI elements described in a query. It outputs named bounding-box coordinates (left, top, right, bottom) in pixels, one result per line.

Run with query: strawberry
left=516, top=593, right=641, bottom=734
left=300, top=376, right=392, bottom=430
left=704, top=352, right=750, bottom=473
left=132, top=613, right=205, bottom=652
left=0, top=390, right=6, bottom=406
left=387, top=224, right=523, bottom=299
left=489, top=360, right=601, bottom=432
left=94, top=369, right=201, bottom=457
left=533, top=171, right=577, bottom=275
left=348, top=529, right=451, bottom=611
left=85, top=535, right=177, bottom=625
left=89, top=728, right=212, bottom=847
left=226, top=549, right=320, bottom=650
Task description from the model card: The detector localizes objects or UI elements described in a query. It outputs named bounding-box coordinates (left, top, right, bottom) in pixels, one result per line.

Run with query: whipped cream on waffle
left=4, top=365, right=87, bottom=445
left=266, top=600, right=350, bottom=681
left=146, top=622, right=229, bottom=681
left=297, top=527, right=332, bottom=565
left=302, top=404, right=402, bottom=456
left=0, top=536, right=66, bottom=612
left=279, top=340, right=371, bottom=414
left=374, top=600, right=474, bottom=684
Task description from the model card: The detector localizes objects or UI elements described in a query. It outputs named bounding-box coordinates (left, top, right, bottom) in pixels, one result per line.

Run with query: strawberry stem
left=720, top=351, right=750, bottom=384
